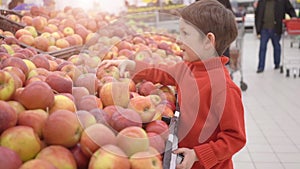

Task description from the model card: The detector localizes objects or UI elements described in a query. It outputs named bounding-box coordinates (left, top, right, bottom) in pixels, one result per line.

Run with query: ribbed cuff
left=194, top=144, right=218, bottom=169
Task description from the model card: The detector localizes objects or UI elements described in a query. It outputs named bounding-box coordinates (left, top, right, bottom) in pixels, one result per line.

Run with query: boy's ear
left=206, top=32, right=216, bottom=47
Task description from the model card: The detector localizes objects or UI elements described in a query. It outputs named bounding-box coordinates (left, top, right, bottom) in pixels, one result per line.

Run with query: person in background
left=8, top=0, right=23, bottom=10
left=255, top=0, right=297, bottom=73
left=43, top=0, right=55, bottom=10
left=99, top=0, right=246, bottom=168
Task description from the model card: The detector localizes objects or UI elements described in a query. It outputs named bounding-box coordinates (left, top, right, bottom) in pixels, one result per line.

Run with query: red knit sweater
left=131, top=57, right=246, bottom=169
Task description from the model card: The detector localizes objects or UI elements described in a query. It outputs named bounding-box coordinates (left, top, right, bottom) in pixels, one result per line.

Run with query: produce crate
left=0, top=14, right=25, bottom=34
left=0, top=9, right=23, bottom=18
left=46, top=45, right=83, bottom=59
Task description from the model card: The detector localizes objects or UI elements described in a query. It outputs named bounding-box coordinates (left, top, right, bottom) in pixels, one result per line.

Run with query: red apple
left=7, top=100, right=25, bottom=115
left=0, top=126, right=41, bottom=162
left=72, top=86, right=90, bottom=106
left=0, top=146, right=22, bottom=169
left=128, top=96, right=156, bottom=123
left=89, top=108, right=111, bottom=126
left=76, top=93, right=102, bottom=109
left=30, top=54, right=51, bottom=70
left=76, top=110, right=97, bottom=129
left=36, top=145, right=77, bottom=169
left=74, top=73, right=98, bottom=95
left=17, top=109, right=48, bottom=138
left=33, top=36, right=50, bottom=51
left=116, top=126, right=149, bottom=157
left=49, top=94, right=77, bottom=114
left=138, top=81, right=156, bottom=96
left=70, top=144, right=89, bottom=169
left=145, top=120, right=169, bottom=141
left=129, top=149, right=163, bottom=169
left=0, top=101, right=17, bottom=134
left=1, top=57, right=29, bottom=77
left=43, top=110, right=82, bottom=148
left=99, top=82, right=130, bottom=108
left=80, top=123, right=116, bottom=158
left=147, top=132, right=166, bottom=154
left=19, top=159, right=57, bottom=169
left=15, top=81, right=55, bottom=110
left=45, top=72, right=73, bottom=94
left=88, top=144, right=130, bottom=169
left=110, top=108, right=143, bottom=132
left=96, top=65, right=120, bottom=80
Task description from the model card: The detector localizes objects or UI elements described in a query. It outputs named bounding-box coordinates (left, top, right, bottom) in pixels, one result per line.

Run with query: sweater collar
left=184, top=56, right=229, bottom=71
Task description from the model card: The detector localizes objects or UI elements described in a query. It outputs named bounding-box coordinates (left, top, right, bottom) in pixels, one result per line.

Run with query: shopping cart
left=228, top=21, right=248, bottom=91
left=280, top=18, right=300, bottom=78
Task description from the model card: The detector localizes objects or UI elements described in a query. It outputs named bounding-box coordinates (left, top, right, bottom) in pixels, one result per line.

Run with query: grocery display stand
left=0, top=10, right=25, bottom=34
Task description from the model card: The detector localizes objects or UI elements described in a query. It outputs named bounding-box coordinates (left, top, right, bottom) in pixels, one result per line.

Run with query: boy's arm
left=130, top=61, right=181, bottom=86
left=193, top=86, right=246, bottom=168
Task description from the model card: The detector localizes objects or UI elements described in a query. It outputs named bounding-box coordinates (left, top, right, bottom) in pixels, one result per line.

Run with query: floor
left=231, top=29, right=300, bottom=169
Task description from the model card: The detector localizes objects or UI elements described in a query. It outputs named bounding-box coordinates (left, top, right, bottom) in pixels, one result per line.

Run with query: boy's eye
left=181, top=31, right=188, bottom=36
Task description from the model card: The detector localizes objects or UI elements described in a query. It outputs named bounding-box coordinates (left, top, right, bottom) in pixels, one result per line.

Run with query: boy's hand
left=99, top=60, right=136, bottom=77
left=173, top=148, right=198, bottom=169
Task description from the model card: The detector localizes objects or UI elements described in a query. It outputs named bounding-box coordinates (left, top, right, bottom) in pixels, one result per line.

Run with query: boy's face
left=179, top=19, right=216, bottom=62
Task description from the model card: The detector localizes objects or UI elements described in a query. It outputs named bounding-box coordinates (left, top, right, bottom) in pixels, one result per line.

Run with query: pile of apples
left=0, top=23, right=181, bottom=168
left=2, top=6, right=118, bottom=52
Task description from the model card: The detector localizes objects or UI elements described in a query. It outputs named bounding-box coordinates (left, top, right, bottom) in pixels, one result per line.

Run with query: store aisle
left=232, top=32, right=300, bottom=169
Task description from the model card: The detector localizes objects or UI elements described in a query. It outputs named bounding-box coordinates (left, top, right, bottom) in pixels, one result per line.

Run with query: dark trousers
left=258, top=29, right=281, bottom=70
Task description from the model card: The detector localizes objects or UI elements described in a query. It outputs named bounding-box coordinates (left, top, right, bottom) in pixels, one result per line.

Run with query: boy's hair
left=179, top=0, right=237, bottom=56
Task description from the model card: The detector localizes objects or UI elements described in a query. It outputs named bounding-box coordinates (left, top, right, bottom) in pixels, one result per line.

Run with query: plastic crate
left=0, top=9, right=23, bottom=18
left=46, top=45, right=83, bottom=59
left=0, top=15, right=25, bottom=34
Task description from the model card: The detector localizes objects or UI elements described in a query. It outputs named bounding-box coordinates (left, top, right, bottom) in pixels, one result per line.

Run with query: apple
left=7, top=100, right=25, bottom=115
left=7, top=14, right=20, bottom=22
left=55, top=38, right=70, bottom=49
left=1, top=57, right=29, bottom=77
left=33, top=36, right=50, bottom=51
left=110, top=108, right=142, bottom=132
left=103, top=105, right=124, bottom=124
left=43, top=110, right=82, bottom=148
left=45, top=72, right=73, bottom=94
left=49, top=94, right=76, bottom=114
left=129, top=149, right=163, bottom=169
left=96, top=65, right=120, bottom=80
left=76, top=95, right=103, bottom=111
left=0, top=146, right=22, bottom=169
left=24, top=26, right=38, bottom=38
left=74, top=73, right=98, bottom=95
left=36, top=145, right=77, bottom=169
left=128, top=96, right=156, bottom=123
left=15, top=29, right=32, bottom=39
left=21, top=15, right=33, bottom=25
left=0, top=70, right=16, bottom=101
left=99, top=82, right=130, bottom=108
left=147, top=94, right=162, bottom=106
left=17, top=109, right=48, bottom=138
left=145, top=120, right=169, bottom=141
left=0, top=101, right=17, bottom=134
left=89, top=108, right=111, bottom=126
left=60, top=64, right=83, bottom=82
left=70, top=144, right=89, bottom=169
left=19, top=159, right=57, bottom=169
left=147, top=132, right=166, bottom=154
left=72, top=86, right=90, bottom=106
left=0, top=126, right=41, bottom=162
left=63, top=26, right=75, bottom=37
left=138, top=81, right=156, bottom=96
left=32, top=16, right=47, bottom=31
left=116, top=126, right=149, bottom=157
left=80, top=123, right=116, bottom=157
left=119, top=78, right=136, bottom=92
left=30, top=54, right=51, bottom=70
left=116, top=40, right=133, bottom=51
left=15, top=81, right=55, bottom=110
left=88, top=144, right=131, bottom=169
left=76, top=110, right=97, bottom=129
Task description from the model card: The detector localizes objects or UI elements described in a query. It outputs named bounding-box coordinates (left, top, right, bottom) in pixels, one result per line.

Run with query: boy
left=99, top=0, right=246, bottom=168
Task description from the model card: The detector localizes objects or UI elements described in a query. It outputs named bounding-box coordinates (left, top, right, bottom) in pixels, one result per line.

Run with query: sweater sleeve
left=130, top=61, right=184, bottom=86
left=285, top=0, right=297, bottom=18
left=193, top=86, right=246, bottom=168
